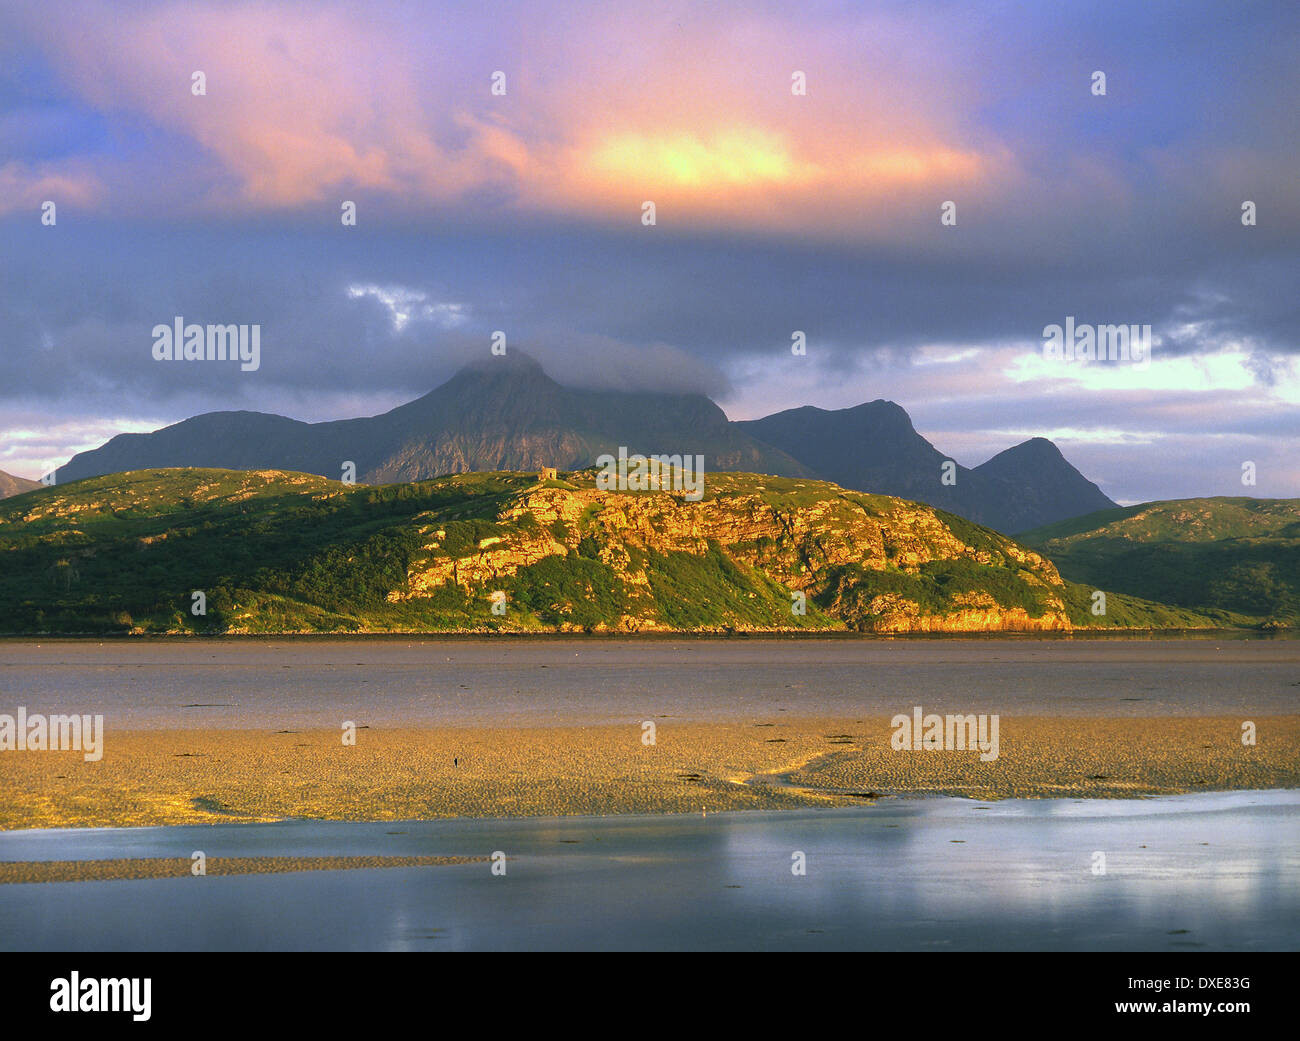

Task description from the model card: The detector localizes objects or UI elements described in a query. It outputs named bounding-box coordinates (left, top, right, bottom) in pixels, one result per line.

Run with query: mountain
left=737, top=407, right=1115, bottom=533
left=55, top=353, right=808, bottom=487
left=971, top=437, right=1116, bottom=533
left=0, top=467, right=1219, bottom=635
left=53, top=353, right=1114, bottom=533
left=0, top=469, right=39, bottom=499
left=1020, top=497, right=1300, bottom=626
left=736, top=400, right=962, bottom=511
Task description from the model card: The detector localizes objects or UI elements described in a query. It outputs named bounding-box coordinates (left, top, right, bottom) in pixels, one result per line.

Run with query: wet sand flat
left=3, top=716, right=1297, bottom=830
left=4, top=639, right=1297, bottom=830
left=0, top=854, right=485, bottom=884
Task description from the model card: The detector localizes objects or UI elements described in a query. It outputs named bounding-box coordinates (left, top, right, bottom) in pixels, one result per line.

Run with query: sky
left=1, top=0, right=1297, bottom=504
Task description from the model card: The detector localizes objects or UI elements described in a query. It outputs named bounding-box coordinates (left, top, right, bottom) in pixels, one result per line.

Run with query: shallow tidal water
left=1, top=791, right=1297, bottom=951
left=2, top=636, right=1298, bottom=728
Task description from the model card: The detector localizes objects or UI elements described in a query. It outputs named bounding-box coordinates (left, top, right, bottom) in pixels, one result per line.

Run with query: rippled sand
left=0, top=854, right=485, bottom=884
left=3, top=716, right=1297, bottom=830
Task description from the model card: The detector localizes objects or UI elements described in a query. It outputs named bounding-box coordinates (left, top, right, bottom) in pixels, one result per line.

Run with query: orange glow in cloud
left=547, top=129, right=993, bottom=232
left=586, top=129, right=804, bottom=188
left=581, top=132, right=983, bottom=195
left=853, top=147, right=984, bottom=183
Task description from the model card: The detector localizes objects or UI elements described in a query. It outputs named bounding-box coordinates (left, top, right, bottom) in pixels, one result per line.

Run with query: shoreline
left=1, top=628, right=1293, bottom=642
left=5, top=786, right=1296, bottom=835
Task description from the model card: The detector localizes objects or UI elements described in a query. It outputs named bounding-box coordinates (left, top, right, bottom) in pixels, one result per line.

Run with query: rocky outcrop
left=390, top=473, right=1073, bottom=633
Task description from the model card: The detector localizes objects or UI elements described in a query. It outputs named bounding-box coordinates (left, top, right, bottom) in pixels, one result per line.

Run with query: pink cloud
left=26, top=1, right=1021, bottom=233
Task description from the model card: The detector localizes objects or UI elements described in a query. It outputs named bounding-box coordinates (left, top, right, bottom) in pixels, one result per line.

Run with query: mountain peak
left=985, top=437, right=1065, bottom=464
left=1017, top=436, right=1061, bottom=454
left=458, top=351, right=548, bottom=378
left=847, top=398, right=915, bottom=427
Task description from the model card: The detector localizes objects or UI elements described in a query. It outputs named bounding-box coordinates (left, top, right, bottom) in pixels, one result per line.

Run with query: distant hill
left=0, top=467, right=1216, bottom=635
left=55, top=353, right=808, bottom=487
left=1020, top=497, right=1300, bottom=626
left=0, top=469, right=39, bottom=499
left=737, top=400, right=962, bottom=512
left=970, top=438, right=1116, bottom=532
left=737, top=406, right=1115, bottom=533
left=52, top=354, right=1115, bottom=534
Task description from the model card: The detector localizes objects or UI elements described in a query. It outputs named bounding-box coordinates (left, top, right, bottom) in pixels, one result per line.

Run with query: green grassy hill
left=1021, top=497, right=1300, bottom=627
left=0, top=467, right=1234, bottom=635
